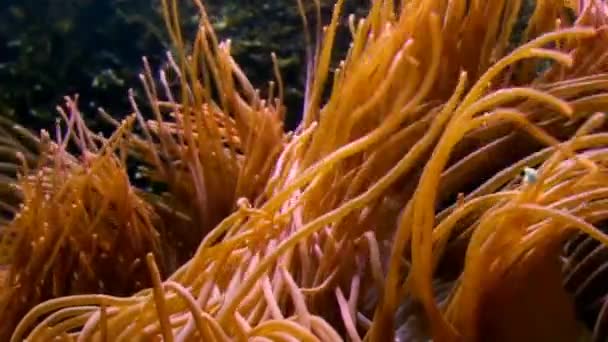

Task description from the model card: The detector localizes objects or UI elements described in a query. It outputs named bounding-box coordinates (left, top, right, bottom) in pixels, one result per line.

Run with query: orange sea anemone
left=5, top=0, right=608, bottom=341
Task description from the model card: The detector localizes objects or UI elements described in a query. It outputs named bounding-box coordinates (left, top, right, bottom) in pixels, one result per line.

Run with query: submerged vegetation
left=4, top=0, right=608, bottom=341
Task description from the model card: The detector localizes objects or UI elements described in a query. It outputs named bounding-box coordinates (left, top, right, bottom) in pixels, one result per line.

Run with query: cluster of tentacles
left=4, top=0, right=608, bottom=341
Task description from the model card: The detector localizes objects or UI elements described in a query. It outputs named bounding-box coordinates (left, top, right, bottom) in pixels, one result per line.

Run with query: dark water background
left=0, top=0, right=368, bottom=134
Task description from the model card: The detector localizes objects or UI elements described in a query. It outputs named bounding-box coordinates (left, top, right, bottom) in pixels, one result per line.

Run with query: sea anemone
left=0, top=97, right=172, bottom=339
left=5, top=0, right=608, bottom=341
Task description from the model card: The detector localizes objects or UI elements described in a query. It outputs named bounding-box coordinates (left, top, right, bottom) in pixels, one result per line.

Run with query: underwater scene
left=3, top=0, right=608, bottom=341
